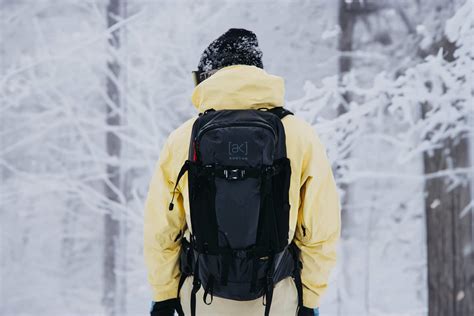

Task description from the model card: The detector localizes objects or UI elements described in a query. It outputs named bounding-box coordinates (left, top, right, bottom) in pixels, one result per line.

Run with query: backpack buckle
left=223, top=169, right=245, bottom=180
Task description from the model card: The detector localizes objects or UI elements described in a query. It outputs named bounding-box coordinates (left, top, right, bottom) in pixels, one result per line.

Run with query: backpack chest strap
left=191, top=160, right=287, bottom=180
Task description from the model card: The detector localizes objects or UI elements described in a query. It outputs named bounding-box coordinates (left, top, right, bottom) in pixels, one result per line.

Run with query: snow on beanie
left=197, top=28, right=264, bottom=73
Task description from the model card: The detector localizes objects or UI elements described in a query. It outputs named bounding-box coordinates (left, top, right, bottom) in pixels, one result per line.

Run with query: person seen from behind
left=144, top=28, right=341, bottom=316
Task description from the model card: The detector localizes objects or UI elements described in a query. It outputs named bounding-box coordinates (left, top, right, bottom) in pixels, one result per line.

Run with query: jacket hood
left=191, top=65, right=285, bottom=112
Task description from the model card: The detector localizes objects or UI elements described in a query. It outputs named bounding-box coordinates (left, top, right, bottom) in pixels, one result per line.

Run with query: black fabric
left=264, top=285, right=274, bottom=316
left=188, top=162, right=219, bottom=251
left=177, top=240, right=193, bottom=313
left=180, top=108, right=297, bottom=314
left=197, top=28, right=263, bottom=73
left=188, top=109, right=289, bottom=257
left=150, top=298, right=184, bottom=316
left=220, top=252, right=231, bottom=285
left=188, top=109, right=288, bottom=161
left=180, top=236, right=301, bottom=301
left=190, top=255, right=202, bottom=316
left=298, top=306, right=317, bottom=316
left=203, top=275, right=215, bottom=305
left=271, top=158, right=291, bottom=251
left=267, top=107, right=294, bottom=120
left=181, top=238, right=286, bottom=301
left=263, top=255, right=276, bottom=316
left=291, top=245, right=304, bottom=309
left=254, top=158, right=290, bottom=255
left=250, top=257, right=258, bottom=293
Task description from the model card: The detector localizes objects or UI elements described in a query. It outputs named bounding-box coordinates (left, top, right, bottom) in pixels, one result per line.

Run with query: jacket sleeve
left=294, top=131, right=341, bottom=308
left=144, top=137, right=187, bottom=302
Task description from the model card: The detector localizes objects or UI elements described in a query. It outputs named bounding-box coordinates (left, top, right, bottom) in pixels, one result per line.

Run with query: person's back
left=144, top=29, right=340, bottom=316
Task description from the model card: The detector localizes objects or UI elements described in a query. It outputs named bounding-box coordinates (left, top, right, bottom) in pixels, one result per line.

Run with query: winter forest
left=0, top=0, right=473, bottom=315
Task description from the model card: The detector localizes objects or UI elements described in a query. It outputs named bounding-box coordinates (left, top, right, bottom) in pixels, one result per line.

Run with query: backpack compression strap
left=267, top=107, right=293, bottom=119
left=199, top=107, right=293, bottom=119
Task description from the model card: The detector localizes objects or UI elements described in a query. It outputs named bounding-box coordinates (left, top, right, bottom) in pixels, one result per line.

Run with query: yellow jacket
left=144, top=65, right=340, bottom=310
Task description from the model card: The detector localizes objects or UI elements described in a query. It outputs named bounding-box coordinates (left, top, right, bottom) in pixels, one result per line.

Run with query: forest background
left=1, top=1, right=472, bottom=315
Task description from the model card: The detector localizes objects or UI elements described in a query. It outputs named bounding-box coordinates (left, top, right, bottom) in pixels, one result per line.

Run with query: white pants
left=179, top=277, right=299, bottom=316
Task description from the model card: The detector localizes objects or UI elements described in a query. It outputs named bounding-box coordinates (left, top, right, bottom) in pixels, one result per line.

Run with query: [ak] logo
left=228, top=141, right=248, bottom=160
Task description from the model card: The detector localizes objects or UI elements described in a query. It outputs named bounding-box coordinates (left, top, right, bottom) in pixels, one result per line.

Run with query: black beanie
left=197, top=28, right=263, bottom=73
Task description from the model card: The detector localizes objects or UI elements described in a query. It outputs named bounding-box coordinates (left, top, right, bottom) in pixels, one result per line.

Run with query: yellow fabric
left=191, top=64, right=285, bottom=111
left=144, top=65, right=341, bottom=310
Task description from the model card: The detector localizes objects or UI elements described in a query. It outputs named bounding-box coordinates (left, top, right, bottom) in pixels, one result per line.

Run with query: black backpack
left=170, top=107, right=303, bottom=316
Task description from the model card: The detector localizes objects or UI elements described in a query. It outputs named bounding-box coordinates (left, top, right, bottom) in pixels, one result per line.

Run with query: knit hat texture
left=197, top=28, right=263, bottom=72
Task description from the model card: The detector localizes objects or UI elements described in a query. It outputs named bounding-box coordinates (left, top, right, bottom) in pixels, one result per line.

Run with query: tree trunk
left=422, top=31, right=474, bottom=316
left=337, top=2, right=356, bottom=315
left=338, top=0, right=355, bottom=73
left=104, top=0, right=123, bottom=315
left=338, top=0, right=356, bottom=115
left=424, top=137, right=474, bottom=316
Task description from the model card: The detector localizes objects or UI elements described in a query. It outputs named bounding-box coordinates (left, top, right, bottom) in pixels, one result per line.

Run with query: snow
left=1, top=1, right=472, bottom=316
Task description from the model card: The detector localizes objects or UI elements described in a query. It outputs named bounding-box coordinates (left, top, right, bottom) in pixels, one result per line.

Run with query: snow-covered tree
left=0, top=1, right=470, bottom=315
left=290, top=2, right=473, bottom=315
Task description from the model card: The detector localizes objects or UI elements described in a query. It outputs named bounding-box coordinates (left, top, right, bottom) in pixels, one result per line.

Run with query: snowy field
left=1, top=1, right=472, bottom=316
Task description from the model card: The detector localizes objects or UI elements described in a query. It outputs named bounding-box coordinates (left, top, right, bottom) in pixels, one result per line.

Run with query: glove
left=150, top=298, right=184, bottom=316
left=298, top=306, right=320, bottom=316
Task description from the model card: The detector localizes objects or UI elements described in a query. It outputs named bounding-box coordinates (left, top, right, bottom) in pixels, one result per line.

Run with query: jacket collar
left=191, top=65, right=285, bottom=112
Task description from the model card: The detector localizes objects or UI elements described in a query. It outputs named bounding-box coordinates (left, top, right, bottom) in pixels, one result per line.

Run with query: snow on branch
left=290, top=0, right=473, bottom=193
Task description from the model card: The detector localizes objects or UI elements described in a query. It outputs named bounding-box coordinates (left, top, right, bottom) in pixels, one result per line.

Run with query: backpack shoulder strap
left=267, top=107, right=293, bottom=119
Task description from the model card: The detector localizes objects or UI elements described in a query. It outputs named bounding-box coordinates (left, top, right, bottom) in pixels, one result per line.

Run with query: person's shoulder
left=282, top=113, right=320, bottom=143
left=283, top=114, right=313, bottom=131
left=283, top=113, right=330, bottom=166
left=167, top=117, right=196, bottom=145
left=160, top=117, right=195, bottom=166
